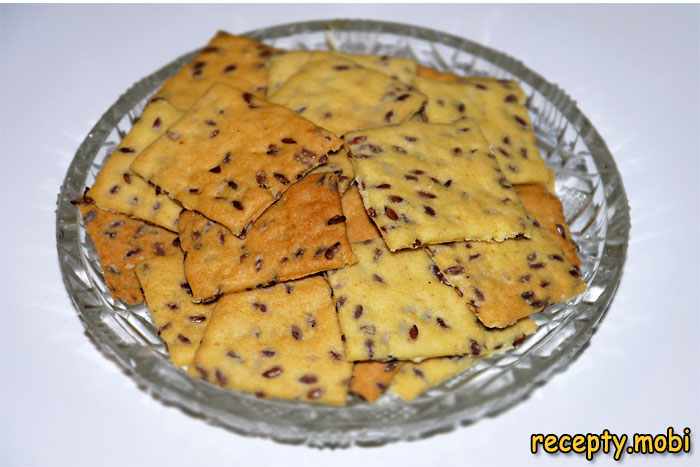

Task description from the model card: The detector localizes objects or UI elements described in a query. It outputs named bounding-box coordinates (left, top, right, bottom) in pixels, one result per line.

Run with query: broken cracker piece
left=155, top=31, right=276, bottom=111
left=136, top=252, right=214, bottom=367
left=427, top=222, right=585, bottom=328
left=269, top=56, right=426, bottom=135
left=88, top=99, right=183, bottom=231
left=346, top=120, right=532, bottom=251
left=179, top=173, right=355, bottom=300
left=131, top=83, right=342, bottom=236
left=189, top=277, right=352, bottom=405
left=79, top=201, right=179, bottom=305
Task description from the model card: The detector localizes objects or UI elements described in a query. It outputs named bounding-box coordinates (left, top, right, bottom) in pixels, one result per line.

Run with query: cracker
left=515, top=184, right=580, bottom=267
left=389, top=317, right=537, bottom=401
left=268, top=56, right=426, bottom=135
left=154, top=31, right=276, bottom=111
left=179, top=173, right=355, bottom=300
left=88, top=99, right=183, bottom=231
left=310, top=146, right=354, bottom=193
left=135, top=252, right=214, bottom=367
left=267, top=51, right=417, bottom=95
left=327, top=238, right=492, bottom=362
left=131, top=83, right=342, bottom=236
left=346, top=120, right=533, bottom=251
left=415, top=75, right=553, bottom=185
left=79, top=201, right=179, bottom=305
left=349, top=361, right=402, bottom=402
left=427, top=222, right=586, bottom=328
left=189, top=277, right=352, bottom=405
left=341, top=185, right=380, bottom=243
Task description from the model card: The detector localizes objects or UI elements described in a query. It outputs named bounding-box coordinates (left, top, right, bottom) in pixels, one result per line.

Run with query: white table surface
left=3, top=5, right=699, bottom=466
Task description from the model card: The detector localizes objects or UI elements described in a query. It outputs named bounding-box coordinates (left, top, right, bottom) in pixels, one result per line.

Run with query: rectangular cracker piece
left=415, top=73, right=554, bottom=186
left=349, top=361, right=402, bottom=403
left=179, top=173, right=355, bottom=300
left=515, top=184, right=580, bottom=267
left=88, top=99, right=183, bottom=231
left=326, top=238, right=492, bottom=362
left=154, top=31, right=276, bottom=111
left=389, top=317, right=537, bottom=401
left=341, top=185, right=380, bottom=243
left=267, top=51, right=417, bottom=95
left=79, top=201, right=179, bottom=305
left=131, top=83, right=342, bottom=236
left=268, top=56, right=426, bottom=136
left=135, top=252, right=214, bottom=367
left=346, top=120, right=533, bottom=251
left=427, top=222, right=586, bottom=328
left=189, top=277, right=353, bottom=405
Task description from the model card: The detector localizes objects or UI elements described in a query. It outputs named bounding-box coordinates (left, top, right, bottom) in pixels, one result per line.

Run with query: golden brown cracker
left=136, top=252, right=214, bottom=367
left=189, top=277, right=352, bottom=405
left=131, top=83, right=342, bottom=236
left=79, top=201, right=179, bottom=305
left=88, top=99, right=183, bottom=231
left=179, top=173, right=355, bottom=300
left=155, top=31, right=276, bottom=111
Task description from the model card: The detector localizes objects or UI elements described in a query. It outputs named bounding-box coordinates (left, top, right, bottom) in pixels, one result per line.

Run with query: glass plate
left=55, top=19, right=630, bottom=447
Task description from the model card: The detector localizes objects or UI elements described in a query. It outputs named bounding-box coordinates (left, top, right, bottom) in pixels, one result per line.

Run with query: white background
left=2, top=4, right=699, bottom=467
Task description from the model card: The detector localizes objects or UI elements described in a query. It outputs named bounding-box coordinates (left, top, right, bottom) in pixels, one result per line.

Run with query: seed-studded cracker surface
left=267, top=51, right=417, bottom=95
left=515, top=183, right=581, bottom=267
left=189, top=277, right=352, bottom=405
left=346, top=120, right=532, bottom=251
left=341, top=185, right=380, bottom=243
left=154, top=31, right=277, bottom=111
left=415, top=74, right=553, bottom=186
left=135, top=252, right=214, bottom=367
left=427, top=220, right=586, bottom=328
left=310, top=146, right=354, bottom=193
left=88, top=99, right=183, bottom=231
left=349, top=361, right=403, bottom=402
left=178, top=173, right=355, bottom=300
left=389, top=317, right=536, bottom=401
left=130, top=84, right=342, bottom=237
left=326, top=238, right=492, bottom=362
left=268, top=56, right=426, bottom=135
left=79, top=201, right=179, bottom=305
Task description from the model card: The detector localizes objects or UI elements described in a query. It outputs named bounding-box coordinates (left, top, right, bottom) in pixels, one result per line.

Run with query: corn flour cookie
left=154, top=31, right=276, bottom=111
left=78, top=200, right=179, bottom=305
left=135, top=252, right=214, bottom=367
left=341, top=185, right=380, bottom=243
left=389, top=317, right=536, bottom=401
left=131, top=84, right=342, bottom=236
left=515, top=184, right=580, bottom=267
left=346, top=120, right=532, bottom=251
left=268, top=56, right=426, bottom=135
left=179, top=173, right=355, bottom=300
left=427, top=221, right=585, bottom=328
left=267, top=51, right=417, bottom=95
left=415, top=74, right=553, bottom=186
left=349, top=361, right=403, bottom=402
left=327, top=238, right=493, bottom=362
left=189, top=277, right=352, bottom=405
left=88, top=99, right=183, bottom=231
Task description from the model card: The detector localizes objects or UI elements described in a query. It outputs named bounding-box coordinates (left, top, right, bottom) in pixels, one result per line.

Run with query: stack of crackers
left=77, top=31, right=585, bottom=405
